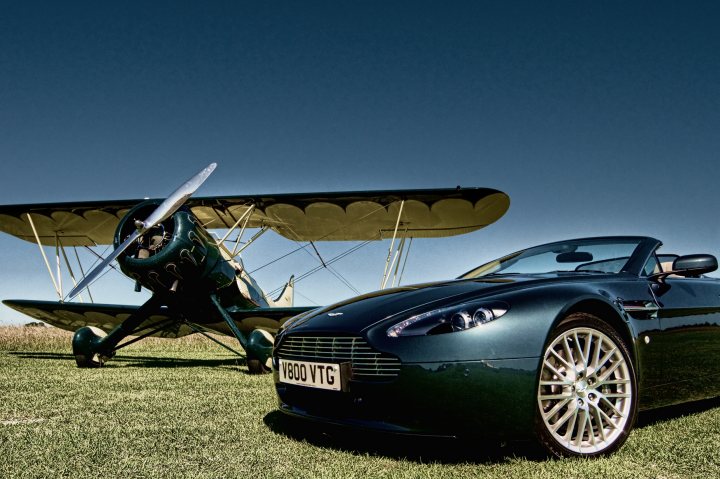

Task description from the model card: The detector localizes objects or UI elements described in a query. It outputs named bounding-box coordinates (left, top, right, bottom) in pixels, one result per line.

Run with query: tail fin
left=268, top=275, right=294, bottom=307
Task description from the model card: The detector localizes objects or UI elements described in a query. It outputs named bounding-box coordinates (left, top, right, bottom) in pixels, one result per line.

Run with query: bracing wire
left=264, top=239, right=373, bottom=298
left=249, top=202, right=387, bottom=274
left=300, top=242, right=360, bottom=295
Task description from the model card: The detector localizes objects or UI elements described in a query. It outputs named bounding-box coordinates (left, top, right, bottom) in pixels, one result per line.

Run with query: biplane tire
left=247, top=355, right=272, bottom=374
left=246, top=329, right=274, bottom=374
left=72, top=326, right=107, bottom=368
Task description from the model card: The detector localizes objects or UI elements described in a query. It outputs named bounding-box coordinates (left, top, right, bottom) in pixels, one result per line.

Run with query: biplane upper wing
left=2, top=299, right=315, bottom=339
left=0, top=188, right=509, bottom=246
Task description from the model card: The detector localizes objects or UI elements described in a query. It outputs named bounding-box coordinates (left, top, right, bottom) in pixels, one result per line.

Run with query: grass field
left=1, top=326, right=719, bottom=478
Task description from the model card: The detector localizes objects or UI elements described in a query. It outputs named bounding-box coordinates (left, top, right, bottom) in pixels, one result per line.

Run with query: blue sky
left=1, top=1, right=719, bottom=323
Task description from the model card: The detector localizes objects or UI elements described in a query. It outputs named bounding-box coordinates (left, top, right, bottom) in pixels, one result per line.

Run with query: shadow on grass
left=262, top=410, right=546, bottom=464
left=264, top=396, right=720, bottom=464
left=636, top=396, right=720, bottom=428
left=8, top=351, right=246, bottom=369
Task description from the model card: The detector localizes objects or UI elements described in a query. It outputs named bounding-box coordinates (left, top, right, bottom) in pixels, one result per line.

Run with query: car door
left=651, top=275, right=720, bottom=404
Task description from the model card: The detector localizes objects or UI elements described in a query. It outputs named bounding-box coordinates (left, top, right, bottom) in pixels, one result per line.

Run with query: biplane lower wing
left=2, top=299, right=314, bottom=339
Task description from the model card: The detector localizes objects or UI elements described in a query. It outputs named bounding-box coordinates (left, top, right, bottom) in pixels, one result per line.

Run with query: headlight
left=386, top=301, right=509, bottom=337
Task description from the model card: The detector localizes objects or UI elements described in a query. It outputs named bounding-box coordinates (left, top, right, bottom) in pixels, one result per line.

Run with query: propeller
left=66, top=162, right=217, bottom=301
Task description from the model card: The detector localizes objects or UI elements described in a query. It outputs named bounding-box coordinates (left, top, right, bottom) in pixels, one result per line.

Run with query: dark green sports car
left=272, top=236, right=720, bottom=457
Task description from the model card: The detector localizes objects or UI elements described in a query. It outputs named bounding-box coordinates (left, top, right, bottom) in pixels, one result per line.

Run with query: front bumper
left=274, top=357, right=540, bottom=439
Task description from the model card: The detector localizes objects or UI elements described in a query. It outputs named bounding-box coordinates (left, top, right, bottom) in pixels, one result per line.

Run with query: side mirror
left=650, top=254, right=718, bottom=282
left=672, top=254, right=718, bottom=276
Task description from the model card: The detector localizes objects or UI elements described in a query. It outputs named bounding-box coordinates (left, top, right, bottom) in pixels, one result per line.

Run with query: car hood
left=283, top=272, right=617, bottom=334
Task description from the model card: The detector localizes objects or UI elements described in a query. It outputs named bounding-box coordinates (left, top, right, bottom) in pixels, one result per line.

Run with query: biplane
left=0, top=164, right=509, bottom=373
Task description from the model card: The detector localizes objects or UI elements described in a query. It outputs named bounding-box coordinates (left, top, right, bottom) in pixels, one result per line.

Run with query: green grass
left=1, top=326, right=719, bottom=478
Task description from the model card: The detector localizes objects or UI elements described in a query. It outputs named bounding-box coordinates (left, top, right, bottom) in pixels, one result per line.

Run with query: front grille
left=276, top=335, right=400, bottom=380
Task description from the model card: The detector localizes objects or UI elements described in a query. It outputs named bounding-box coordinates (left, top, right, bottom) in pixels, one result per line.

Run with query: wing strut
left=381, top=234, right=415, bottom=289
left=25, top=212, right=107, bottom=304
left=72, top=246, right=94, bottom=303
left=380, top=200, right=406, bottom=289
left=219, top=204, right=255, bottom=245
left=54, top=235, right=62, bottom=300
left=232, top=225, right=268, bottom=258
left=58, top=237, right=89, bottom=303
left=25, top=213, right=63, bottom=301
left=392, top=236, right=413, bottom=288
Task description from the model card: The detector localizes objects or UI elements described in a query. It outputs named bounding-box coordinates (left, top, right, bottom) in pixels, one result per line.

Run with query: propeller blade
left=66, top=162, right=217, bottom=300
left=139, top=162, right=217, bottom=231
left=66, top=231, right=140, bottom=300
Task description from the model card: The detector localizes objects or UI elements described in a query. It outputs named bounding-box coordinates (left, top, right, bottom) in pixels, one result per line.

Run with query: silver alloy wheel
left=537, top=326, right=633, bottom=454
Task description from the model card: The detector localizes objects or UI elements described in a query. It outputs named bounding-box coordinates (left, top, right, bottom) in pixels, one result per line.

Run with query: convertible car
left=272, top=236, right=720, bottom=457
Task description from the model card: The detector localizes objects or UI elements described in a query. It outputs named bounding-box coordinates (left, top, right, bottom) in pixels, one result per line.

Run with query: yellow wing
left=0, top=188, right=509, bottom=246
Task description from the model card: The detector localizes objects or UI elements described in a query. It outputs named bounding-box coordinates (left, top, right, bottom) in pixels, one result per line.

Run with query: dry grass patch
left=0, top=325, right=236, bottom=352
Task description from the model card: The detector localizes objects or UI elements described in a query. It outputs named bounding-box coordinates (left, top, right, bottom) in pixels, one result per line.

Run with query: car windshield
left=460, top=238, right=644, bottom=278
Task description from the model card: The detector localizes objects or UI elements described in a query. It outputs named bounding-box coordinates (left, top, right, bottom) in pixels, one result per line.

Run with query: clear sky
left=1, top=1, right=719, bottom=324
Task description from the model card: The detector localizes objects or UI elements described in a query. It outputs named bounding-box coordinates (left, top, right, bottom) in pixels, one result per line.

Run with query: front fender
left=367, top=282, right=635, bottom=364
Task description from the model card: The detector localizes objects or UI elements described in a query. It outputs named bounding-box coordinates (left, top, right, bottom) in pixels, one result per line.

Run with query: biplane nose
left=66, top=163, right=217, bottom=300
left=113, top=200, right=235, bottom=295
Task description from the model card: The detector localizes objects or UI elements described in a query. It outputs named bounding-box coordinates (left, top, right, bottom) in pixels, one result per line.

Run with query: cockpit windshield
left=460, top=238, right=644, bottom=278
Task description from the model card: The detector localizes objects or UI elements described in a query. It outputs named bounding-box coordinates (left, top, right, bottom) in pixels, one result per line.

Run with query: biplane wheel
left=247, top=356, right=272, bottom=374
left=246, top=328, right=274, bottom=374
left=72, top=326, right=107, bottom=368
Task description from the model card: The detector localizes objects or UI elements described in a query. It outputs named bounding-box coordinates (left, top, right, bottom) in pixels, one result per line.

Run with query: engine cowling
left=114, top=200, right=236, bottom=295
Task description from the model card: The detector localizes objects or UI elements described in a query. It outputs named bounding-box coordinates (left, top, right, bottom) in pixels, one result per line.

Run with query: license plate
left=278, top=359, right=341, bottom=391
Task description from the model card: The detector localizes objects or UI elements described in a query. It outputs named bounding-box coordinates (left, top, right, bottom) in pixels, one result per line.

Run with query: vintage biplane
left=0, top=164, right=509, bottom=373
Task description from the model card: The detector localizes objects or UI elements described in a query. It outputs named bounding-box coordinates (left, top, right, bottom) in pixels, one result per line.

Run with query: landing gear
left=72, top=326, right=110, bottom=368
left=247, top=355, right=272, bottom=374
left=246, top=329, right=274, bottom=375
left=71, top=295, right=167, bottom=369
left=182, top=320, right=273, bottom=374
left=209, top=294, right=275, bottom=375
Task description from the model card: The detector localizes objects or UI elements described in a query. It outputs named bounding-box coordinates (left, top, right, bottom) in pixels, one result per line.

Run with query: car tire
left=535, top=312, right=638, bottom=457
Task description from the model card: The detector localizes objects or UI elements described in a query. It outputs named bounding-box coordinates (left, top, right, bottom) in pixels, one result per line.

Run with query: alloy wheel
left=537, top=326, right=633, bottom=455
